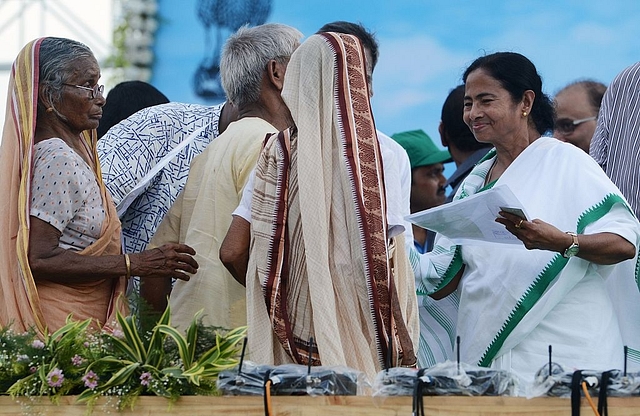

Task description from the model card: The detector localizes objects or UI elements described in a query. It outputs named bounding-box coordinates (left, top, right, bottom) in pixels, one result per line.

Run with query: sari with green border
left=411, top=136, right=640, bottom=384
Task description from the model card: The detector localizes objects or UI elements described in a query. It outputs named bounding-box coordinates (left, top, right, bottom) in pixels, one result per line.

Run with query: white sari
left=412, top=137, right=640, bottom=386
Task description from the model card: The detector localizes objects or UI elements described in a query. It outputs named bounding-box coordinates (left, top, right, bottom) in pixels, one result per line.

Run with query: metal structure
left=0, top=0, right=114, bottom=71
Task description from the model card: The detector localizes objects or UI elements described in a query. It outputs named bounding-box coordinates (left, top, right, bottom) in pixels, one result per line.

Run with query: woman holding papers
left=410, top=51, right=640, bottom=391
left=0, top=38, right=198, bottom=334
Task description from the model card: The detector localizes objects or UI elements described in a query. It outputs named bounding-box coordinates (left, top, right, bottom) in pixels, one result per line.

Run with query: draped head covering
left=0, top=38, right=127, bottom=335
left=247, top=32, right=418, bottom=381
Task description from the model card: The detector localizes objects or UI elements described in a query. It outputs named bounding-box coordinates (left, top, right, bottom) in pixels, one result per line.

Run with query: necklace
left=485, top=159, right=497, bottom=185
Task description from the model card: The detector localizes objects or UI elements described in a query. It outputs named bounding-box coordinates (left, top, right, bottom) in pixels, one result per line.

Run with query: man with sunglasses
left=553, top=80, right=606, bottom=152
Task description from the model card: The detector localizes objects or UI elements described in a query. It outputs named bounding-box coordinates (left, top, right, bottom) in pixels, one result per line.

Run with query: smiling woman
left=0, top=37, right=199, bottom=335
left=411, top=51, right=640, bottom=394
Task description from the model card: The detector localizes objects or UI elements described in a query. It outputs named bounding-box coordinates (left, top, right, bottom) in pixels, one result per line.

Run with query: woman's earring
left=522, top=111, right=528, bottom=117
left=46, top=107, right=54, bottom=113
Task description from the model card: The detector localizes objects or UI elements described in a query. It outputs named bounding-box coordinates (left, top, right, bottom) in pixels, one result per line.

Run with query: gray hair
left=220, top=23, right=302, bottom=108
left=38, top=37, right=95, bottom=113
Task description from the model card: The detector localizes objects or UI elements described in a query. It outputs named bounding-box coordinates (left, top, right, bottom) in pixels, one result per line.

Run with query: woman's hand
left=131, top=243, right=199, bottom=281
left=496, top=211, right=570, bottom=252
left=496, top=211, right=635, bottom=264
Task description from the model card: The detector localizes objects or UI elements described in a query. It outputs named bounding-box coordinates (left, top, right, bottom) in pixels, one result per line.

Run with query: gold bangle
left=124, top=253, right=131, bottom=279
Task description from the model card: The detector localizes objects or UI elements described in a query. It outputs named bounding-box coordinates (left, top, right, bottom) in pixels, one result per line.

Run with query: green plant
left=75, top=307, right=246, bottom=410
left=1, top=307, right=246, bottom=413
left=5, top=319, right=93, bottom=402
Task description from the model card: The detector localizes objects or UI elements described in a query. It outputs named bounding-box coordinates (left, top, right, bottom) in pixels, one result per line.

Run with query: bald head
left=553, top=80, right=606, bottom=152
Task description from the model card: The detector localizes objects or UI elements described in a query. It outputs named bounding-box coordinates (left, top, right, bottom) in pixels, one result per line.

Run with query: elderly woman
left=412, top=52, right=640, bottom=389
left=0, top=37, right=198, bottom=335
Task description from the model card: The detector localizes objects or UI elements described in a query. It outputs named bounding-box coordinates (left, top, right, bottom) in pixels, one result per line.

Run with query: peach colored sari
left=0, top=38, right=127, bottom=335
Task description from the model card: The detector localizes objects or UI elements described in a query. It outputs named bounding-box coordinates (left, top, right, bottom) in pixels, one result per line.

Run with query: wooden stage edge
left=2, top=395, right=640, bottom=415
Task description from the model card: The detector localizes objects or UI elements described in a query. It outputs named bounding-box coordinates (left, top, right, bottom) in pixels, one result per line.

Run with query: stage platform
left=2, top=395, right=640, bottom=415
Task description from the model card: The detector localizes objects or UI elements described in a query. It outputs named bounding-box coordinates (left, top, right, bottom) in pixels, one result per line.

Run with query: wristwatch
left=562, top=232, right=580, bottom=258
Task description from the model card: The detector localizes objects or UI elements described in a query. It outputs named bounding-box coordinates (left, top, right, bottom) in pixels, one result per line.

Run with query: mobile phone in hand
left=499, top=206, right=528, bottom=220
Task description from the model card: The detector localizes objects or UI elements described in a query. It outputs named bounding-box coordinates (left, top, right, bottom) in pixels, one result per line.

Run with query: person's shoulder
left=101, top=102, right=219, bottom=136
left=534, top=136, right=595, bottom=164
left=33, top=138, right=85, bottom=172
left=376, top=129, right=406, bottom=154
left=221, top=117, right=279, bottom=141
left=98, top=102, right=215, bottom=148
left=616, top=61, right=640, bottom=80
left=124, top=102, right=215, bottom=123
left=34, top=138, right=75, bottom=160
left=376, top=129, right=393, bottom=146
left=376, top=129, right=411, bottom=165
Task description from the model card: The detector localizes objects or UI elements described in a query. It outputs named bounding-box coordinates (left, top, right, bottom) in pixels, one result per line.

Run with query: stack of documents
left=406, top=185, right=529, bottom=246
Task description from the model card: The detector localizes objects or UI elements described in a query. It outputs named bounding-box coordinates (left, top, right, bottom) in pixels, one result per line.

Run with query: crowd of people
left=1, top=21, right=639, bottom=394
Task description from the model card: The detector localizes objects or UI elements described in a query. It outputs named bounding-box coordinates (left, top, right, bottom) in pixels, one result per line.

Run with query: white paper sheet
left=406, top=184, right=530, bottom=245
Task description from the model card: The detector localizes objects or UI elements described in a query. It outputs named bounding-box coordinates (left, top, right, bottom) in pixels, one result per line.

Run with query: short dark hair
left=441, top=85, right=491, bottom=153
left=97, top=81, right=170, bottom=138
left=317, top=21, right=379, bottom=70
left=463, top=52, right=555, bottom=136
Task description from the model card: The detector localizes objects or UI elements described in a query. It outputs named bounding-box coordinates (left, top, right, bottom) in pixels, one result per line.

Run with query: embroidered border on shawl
left=260, top=130, right=306, bottom=363
left=323, top=32, right=395, bottom=367
left=479, top=193, right=635, bottom=366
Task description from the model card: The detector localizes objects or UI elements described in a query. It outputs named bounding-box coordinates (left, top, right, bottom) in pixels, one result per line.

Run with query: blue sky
left=153, top=0, right=640, bottom=175
left=1, top=0, right=638, bottom=154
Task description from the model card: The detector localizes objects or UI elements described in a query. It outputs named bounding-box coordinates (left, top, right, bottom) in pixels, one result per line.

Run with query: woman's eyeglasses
left=62, top=83, right=105, bottom=100
left=554, top=116, right=596, bottom=135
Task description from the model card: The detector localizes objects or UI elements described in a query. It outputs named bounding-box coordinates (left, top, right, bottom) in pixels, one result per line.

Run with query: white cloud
left=373, top=35, right=472, bottom=119
left=377, top=35, right=471, bottom=84
left=570, top=23, right=616, bottom=46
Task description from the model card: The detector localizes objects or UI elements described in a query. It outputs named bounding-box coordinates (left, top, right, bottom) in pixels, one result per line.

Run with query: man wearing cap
left=391, top=129, right=456, bottom=369
left=391, top=129, right=452, bottom=253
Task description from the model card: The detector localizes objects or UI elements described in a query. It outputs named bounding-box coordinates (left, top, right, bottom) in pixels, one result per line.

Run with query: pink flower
left=47, top=368, right=64, bottom=388
left=31, top=340, right=45, bottom=349
left=139, top=372, right=152, bottom=386
left=112, top=329, right=125, bottom=339
left=82, top=371, right=99, bottom=389
left=71, top=354, right=84, bottom=366
left=29, top=366, right=37, bottom=373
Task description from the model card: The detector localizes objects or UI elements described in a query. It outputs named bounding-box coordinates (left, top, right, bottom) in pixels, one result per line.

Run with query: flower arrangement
left=0, top=306, right=246, bottom=412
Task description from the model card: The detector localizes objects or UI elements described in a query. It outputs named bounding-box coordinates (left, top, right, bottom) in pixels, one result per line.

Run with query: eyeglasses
left=62, top=83, right=104, bottom=100
left=554, top=116, right=597, bottom=135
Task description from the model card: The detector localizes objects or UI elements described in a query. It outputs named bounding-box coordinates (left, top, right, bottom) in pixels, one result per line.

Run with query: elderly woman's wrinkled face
left=56, top=56, right=105, bottom=133
left=463, top=68, right=522, bottom=145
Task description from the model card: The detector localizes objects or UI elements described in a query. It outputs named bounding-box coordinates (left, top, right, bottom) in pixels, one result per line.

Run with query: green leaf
left=108, top=335, right=143, bottom=362
left=160, top=367, right=185, bottom=379
left=156, top=325, right=190, bottom=366
left=95, top=362, right=140, bottom=392
left=115, top=312, right=146, bottom=361
left=184, top=311, right=203, bottom=366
